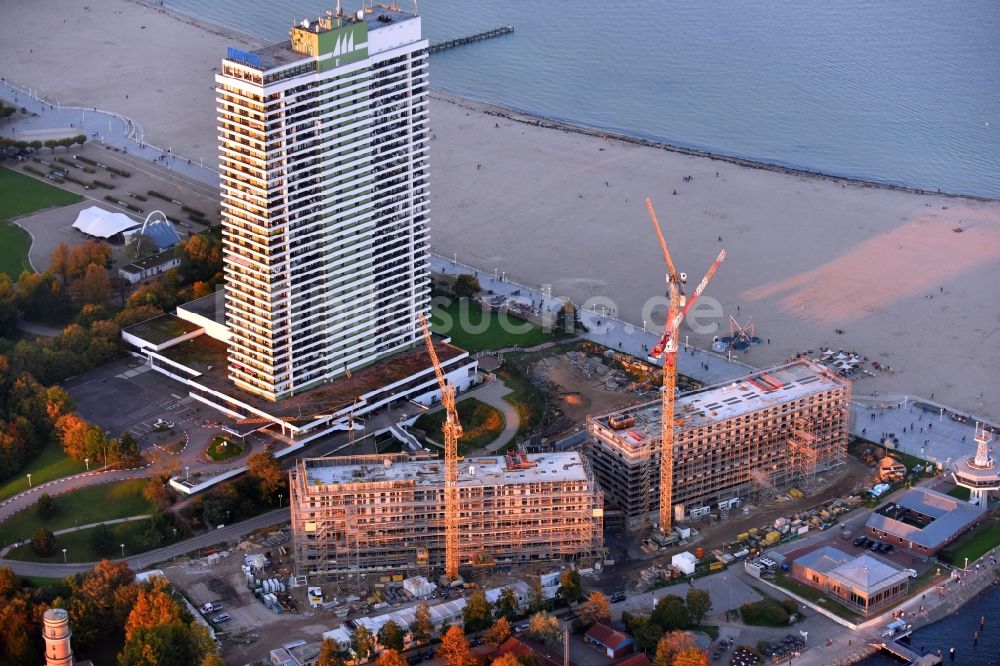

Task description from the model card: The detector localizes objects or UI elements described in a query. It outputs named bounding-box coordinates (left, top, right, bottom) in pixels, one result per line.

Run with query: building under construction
left=587, top=359, right=850, bottom=530
left=289, top=451, right=604, bottom=578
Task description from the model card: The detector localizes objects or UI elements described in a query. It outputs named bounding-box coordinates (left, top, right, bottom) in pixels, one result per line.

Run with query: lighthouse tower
left=952, top=423, right=1000, bottom=507
left=43, top=608, right=73, bottom=666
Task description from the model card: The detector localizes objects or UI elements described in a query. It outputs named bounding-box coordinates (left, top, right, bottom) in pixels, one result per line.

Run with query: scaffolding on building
left=787, top=417, right=819, bottom=489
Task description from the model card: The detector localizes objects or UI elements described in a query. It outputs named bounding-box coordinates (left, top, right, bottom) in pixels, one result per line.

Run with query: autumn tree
left=31, top=527, right=57, bottom=556
left=653, top=631, right=696, bottom=666
left=495, top=587, right=519, bottom=620
left=529, top=581, right=548, bottom=613
left=353, top=625, right=376, bottom=662
left=492, top=654, right=522, bottom=666
left=317, top=637, right=346, bottom=666
left=672, top=648, right=710, bottom=666
left=579, top=591, right=611, bottom=626
left=411, top=603, right=434, bottom=645
left=378, top=619, right=406, bottom=652
left=65, top=559, right=136, bottom=648
left=557, top=568, right=582, bottom=604
left=651, top=594, right=690, bottom=632
left=118, top=618, right=216, bottom=665
left=463, top=587, right=493, bottom=633
left=0, top=273, right=17, bottom=337
left=124, top=578, right=181, bottom=640
left=79, top=263, right=112, bottom=305
left=35, top=493, right=58, bottom=520
left=91, top=523, right=116, bottom=556
left=685, top=588, right=712, bottom=627
left=452, top=273, right=481, bottom=298
left=437, top=625, right=476, bottom=666
left=633, top=620, right=664, bottom=653
left=484, top=617, right=512, bottom=648
left=374, top=649, right=408, bottom=666
left=246, top=450, right=286, bottom=502
left=527, top=611, right=560, bottom=646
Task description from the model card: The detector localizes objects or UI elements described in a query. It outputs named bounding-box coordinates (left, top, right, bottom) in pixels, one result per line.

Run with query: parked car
left=211, top=614, right=231, bottom=623
left=514, top=625, right=528, bottom=634
left=853, top=537, right=866, bottom=547
left=200, top=603, right=223, bottom=614
left=869, top=542, right=881, bottom=552
left=610, top=591, right=627, bottom=603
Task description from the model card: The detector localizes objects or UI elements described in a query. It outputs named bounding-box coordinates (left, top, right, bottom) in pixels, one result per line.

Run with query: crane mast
left=645, top=198, right=726, bottom=533
left=417, top=313, right=461, bottom=580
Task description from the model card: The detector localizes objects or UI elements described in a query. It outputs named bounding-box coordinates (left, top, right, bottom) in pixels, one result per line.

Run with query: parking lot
left=64, top=356, right=228, bottom=470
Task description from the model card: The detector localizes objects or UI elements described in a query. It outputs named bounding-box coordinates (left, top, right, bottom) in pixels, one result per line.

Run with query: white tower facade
left=43, top=608, right=73, bottom=666
left=952, top=423, right=1000, bottom=506
left=216, top=8, right=430, bottom=400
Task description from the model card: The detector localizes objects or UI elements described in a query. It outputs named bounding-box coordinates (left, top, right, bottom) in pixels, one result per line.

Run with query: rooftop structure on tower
left=952, top=422, right=1000, bottom=506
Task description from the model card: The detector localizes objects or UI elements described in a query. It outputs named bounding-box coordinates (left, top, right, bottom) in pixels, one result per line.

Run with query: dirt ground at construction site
left=600, top=455, right=878, bottom=587
left=534, top=353, right=643, bottom=424
left=161, top=530, right=341, bottom=665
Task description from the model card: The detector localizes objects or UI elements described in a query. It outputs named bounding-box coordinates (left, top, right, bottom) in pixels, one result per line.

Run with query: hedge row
left=128, top=192, right=148, bottom=202
left=103, top=195, right=144, bottom=214
left=181, top=205, right=206, bottom=218
left=92, top=179, right=115, bottom=190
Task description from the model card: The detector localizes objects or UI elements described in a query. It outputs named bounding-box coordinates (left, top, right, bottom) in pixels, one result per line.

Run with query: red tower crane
left=645, top=197, right=726, bottom=532
left=417, top=313, right=461, bottom=580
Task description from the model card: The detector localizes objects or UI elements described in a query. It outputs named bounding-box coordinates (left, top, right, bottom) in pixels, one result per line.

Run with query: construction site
left=287, top=450, right=605, bottom=578
left=587, top=358, right=851, bottom=530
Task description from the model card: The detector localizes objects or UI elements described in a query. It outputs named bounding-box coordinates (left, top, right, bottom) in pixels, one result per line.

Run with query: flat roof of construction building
left=300, top=451, right=592, bottom=488
left=592, top=359, right=846, bottom=445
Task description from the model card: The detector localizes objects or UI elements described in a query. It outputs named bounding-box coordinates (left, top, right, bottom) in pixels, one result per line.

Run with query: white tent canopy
left=72, top=206, right=139, bottom=238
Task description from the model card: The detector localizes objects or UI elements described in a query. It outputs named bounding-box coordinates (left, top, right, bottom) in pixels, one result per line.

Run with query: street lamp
left=120, top=543, right=126, bottom=558
left=84, top=458, right=90, bottom=472
left=225, top=510, right=231, bottom=523
left=501, top=271, right=506, bottom=283
left=62, top=548, right=67, bottom=563
left=278, top=494, right=283, bottom=508
left=26, top=473, right=31, bottom=488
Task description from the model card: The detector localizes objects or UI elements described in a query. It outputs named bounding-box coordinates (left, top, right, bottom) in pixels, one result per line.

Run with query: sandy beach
left=2, top=0, right=999, bottom=421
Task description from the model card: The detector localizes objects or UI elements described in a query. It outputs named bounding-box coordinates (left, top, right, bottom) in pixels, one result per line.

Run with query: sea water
left=164, top=0, right=1000, bottom=198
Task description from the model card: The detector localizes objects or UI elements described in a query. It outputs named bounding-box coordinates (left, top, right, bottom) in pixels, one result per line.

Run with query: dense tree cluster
left=0, top=561, right=221, bottom=665
left=0, top=232, right=223, bottom=484
left=0, top=362, right=73, bottom=477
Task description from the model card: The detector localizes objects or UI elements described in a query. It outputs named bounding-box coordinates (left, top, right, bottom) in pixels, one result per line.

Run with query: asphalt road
left=1, top=508, right=289, bottom=578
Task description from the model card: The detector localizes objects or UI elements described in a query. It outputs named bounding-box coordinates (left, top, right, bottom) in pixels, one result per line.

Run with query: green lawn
left=414, top=398, right=506, bottom=454
left=0, top=167, right=82, bottom=278
left=430, top=299, right=567, bottom=352
left=4, top=519, right=151, bottom=563
left=941, top=516, right=1000, bottom=566
left=0, top=479, right=153, bottom=546
left=497, top=365, right=544, bottom=438
left=206, top=435, right=244, bottom=462
left=946, top=485, right=971, bottom=501
left=0, top=438, right=88, bottom=503
left=772, top=571, right=861, bottom=623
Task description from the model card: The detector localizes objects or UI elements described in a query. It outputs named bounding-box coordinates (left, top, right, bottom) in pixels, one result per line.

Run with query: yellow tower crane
left=645, top=198, right=726, bottom=533
left=417, top=313, right=462, bottom=580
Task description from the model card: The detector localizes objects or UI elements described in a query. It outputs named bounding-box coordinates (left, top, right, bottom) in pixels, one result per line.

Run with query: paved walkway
left=0, top=467, right=148, bottom=529
left=415, top=380, right=521, bottom=454
left=469, top=381, right=520, bottom=453
left=0, top=79, right=218, bottom=187
left=0, top=514, right=152, bottom=559
left=0, top=507, right=288, bottom=578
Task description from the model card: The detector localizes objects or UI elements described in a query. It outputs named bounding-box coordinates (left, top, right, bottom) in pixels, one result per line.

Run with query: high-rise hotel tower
left=216, top=8, right=430, bottom=401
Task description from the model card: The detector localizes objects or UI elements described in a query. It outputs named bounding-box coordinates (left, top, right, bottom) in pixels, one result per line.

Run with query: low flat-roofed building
left=791, top=545, right=909, bottom=616
left=118, top=249, right=181, bottom=284
left=290, top=451, right=604, bottom=577
left=587, top=359, right=850, bottom=528
left=865, top=487, right=985, bottom=556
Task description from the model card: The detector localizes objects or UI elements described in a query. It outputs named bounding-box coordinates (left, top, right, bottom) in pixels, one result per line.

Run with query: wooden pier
left=870, top=634, right=942, bottom=665
left=429, top=26, right=514, bottom=53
